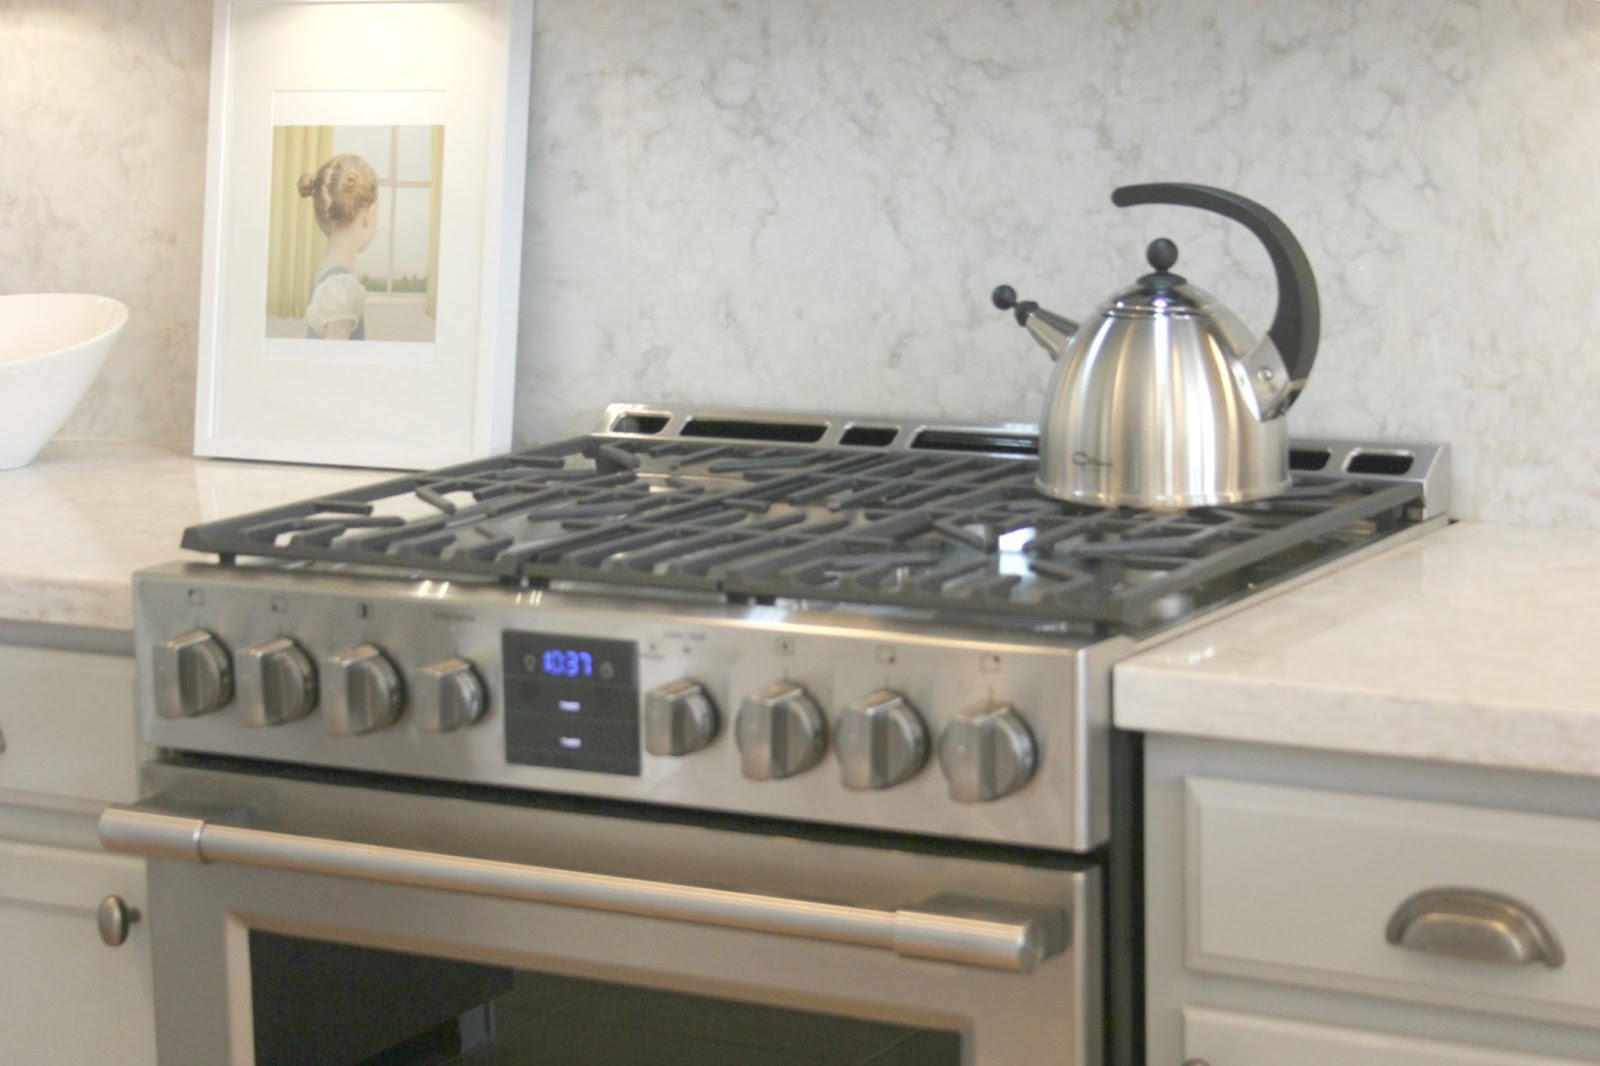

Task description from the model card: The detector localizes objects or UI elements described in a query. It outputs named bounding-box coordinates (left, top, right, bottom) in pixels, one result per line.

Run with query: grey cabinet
left=0, top=638, right=154, bottom=1066
left=1145, top=735, right=1600, bottom=1066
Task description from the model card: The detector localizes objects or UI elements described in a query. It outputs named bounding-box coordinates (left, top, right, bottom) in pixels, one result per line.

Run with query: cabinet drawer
left=1186, top=777, right=1600, bottom=1027
left=0, top=645, right=137, bottom=804
left=1184, top=1006, right=1596, bottom=1066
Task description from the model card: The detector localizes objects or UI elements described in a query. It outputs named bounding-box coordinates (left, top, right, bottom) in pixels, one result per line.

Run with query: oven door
left=101, top=761, right=1101, bottom=1065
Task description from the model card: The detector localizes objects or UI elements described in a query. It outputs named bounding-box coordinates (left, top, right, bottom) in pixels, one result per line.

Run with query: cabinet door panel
left=0, top=645, right=137, bottom=804
left=0, top=840, right=155, bottom=1066
left=1185, top=1006, right=1596, bottom=1066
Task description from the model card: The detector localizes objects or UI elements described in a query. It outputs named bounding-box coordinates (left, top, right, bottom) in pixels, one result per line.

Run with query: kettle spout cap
left=993, top=285, right=1078, bottom=361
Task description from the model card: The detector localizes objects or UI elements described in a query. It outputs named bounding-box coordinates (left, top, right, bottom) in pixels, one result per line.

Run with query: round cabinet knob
left=153, top=629, right=234, bottom=719
left=239, top=637, right=317, bottom=727
left=735, top=681, right=827, bottom=780
left=96, top=895, right=141, bottom=948
left=937, top=700, right=1037, bottom=803
left=835, top=689, right=929, bottom=791
left=323, top=644, right=405, bottom=736
left=644, top=678, right=719, bottom=756
left=413, top=658, right=487, bottom=733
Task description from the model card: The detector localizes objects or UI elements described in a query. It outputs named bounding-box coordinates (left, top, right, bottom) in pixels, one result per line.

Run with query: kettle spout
left=992, top=285, right=1077, bottom=361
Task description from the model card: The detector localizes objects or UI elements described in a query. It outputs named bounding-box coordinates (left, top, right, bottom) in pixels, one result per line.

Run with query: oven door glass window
left=252, top=931, right=961, bottom=1066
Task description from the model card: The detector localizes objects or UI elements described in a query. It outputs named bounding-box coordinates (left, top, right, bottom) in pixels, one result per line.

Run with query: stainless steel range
left=101, top=404, right=1448, bottom=1066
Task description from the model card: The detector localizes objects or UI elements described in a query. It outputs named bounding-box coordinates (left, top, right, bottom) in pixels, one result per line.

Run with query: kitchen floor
left=443, top=971, right=961, bottom=1065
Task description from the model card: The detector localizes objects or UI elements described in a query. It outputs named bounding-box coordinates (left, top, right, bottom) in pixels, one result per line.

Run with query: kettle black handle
left=1112, top=183, right=1319, bottom=400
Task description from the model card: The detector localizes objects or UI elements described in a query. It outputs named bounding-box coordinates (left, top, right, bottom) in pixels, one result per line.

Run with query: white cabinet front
left=1185, top=775, right=1600, bottom=1027
left=0, top=839, right=155, bottom=1066
left=1185, top=1006, right=1596, bottom=1066
left=0, top=644, right=138, bottom=804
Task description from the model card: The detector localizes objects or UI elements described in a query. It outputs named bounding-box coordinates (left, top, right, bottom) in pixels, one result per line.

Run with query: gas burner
left=181, top=405, right=1448, bottom=634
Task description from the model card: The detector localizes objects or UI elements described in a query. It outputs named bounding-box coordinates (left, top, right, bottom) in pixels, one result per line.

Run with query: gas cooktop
left=137, top=403, right=1450, bottom=853
left=181, top=404, right=1450, bottom=635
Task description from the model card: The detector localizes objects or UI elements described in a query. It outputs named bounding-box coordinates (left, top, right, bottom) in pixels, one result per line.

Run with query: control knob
left=735, top=681, right=826, bottom=780
left=153, top=629, right=233, bottom=719
left=239, top=637, right=317, bottom=726
left=413, top=658, right=487, bottom=732
left=323, top=644, right=404, bottom=736
left=834, top=689, right=928, bottom=790
left=937, top=700, right=1037, bottom=803
left=644, top=678, right=719, bottom=756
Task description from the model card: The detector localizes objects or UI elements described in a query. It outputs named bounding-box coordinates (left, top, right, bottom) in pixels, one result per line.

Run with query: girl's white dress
left=304, top=266, right=367, bottom=340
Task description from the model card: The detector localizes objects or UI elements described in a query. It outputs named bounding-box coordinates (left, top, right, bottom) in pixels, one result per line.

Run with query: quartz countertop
left=1115, top=521, right=1600, bottom=778
left=0, top=439, right=382, bottom=631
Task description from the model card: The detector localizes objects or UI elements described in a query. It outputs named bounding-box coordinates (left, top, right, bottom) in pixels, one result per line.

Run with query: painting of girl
left=296, top=153, right=379, bottom=340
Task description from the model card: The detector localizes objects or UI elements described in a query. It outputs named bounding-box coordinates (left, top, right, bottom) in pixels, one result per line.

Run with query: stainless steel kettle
left=993, top=182, right=1319, bottom=509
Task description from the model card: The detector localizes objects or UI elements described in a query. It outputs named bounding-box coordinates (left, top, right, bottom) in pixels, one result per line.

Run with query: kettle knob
left=1138, top=239, right=1186, bottom=290
left=1146, top=238, right=1179, bottom=272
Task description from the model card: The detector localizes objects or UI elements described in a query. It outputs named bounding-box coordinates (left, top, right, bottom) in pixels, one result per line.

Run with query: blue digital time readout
left=504, top=631, right=639, bottom=776
left=540, top=648, right=595, bottom=679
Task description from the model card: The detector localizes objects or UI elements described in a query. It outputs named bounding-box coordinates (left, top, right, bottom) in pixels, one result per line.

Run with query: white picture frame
left=192, top=0, right=532, bottom=469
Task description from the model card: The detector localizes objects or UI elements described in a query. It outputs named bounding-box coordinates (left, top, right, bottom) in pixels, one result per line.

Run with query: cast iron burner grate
left=182, top=431, right=1425, bottom=631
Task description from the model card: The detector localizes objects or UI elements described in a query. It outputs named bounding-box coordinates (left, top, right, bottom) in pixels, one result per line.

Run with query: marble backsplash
left=2, top=0, right=1597, bottom=527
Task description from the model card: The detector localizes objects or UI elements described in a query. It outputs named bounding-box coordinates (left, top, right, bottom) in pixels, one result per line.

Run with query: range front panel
left=135, top=563, right=1110, bottom=850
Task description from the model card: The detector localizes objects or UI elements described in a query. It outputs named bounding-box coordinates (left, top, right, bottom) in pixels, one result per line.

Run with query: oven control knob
left=153, top=629, right=233, bottom=718
left=735, top=681, right=827, bottom=780
left=414, top=658, right=487, bottom=732
left=835, top=689, right=928, bottom=791
left=240, top=637, right=317, bottom=726
left=644, top=679, right=719, bottom=756
left=323, top=644, right=405, bottom=736
left=937, top=701, right=1037, bottom=803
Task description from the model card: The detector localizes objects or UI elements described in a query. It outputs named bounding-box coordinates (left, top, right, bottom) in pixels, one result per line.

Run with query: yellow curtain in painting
left=265, top=126, right=334, bottom=320
left=426, top=126, right=444, bottom=321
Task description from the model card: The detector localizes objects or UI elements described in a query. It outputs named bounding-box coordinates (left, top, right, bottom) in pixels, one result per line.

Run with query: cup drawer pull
left=1385, top=887, right=1564, bottom=969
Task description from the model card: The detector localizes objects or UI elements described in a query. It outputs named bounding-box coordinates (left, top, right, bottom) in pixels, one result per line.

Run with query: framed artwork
left=193, top=0, right=533, bottom=468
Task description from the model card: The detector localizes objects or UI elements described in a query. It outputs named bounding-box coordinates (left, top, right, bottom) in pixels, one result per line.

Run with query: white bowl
left=0, top=293, right=128, bottom=470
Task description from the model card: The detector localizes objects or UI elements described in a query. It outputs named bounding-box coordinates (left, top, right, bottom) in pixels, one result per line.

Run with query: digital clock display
left=540, top=648, right=594, bottom=678
left=502, top=631, right=639, bottom=777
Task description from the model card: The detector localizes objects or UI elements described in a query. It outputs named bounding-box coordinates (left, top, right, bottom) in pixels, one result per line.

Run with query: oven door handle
left=98, top=801, right=1068, bottom=974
